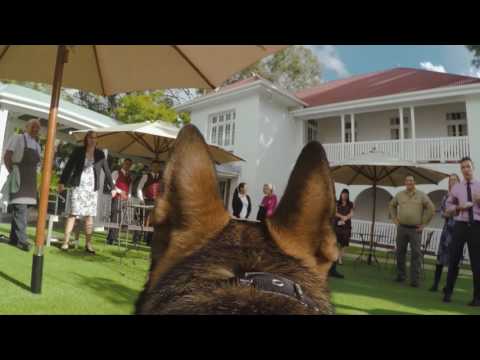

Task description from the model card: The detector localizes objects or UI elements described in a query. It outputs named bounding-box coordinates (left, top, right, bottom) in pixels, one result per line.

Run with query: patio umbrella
left=70, top=120, right=244, bottom=164
left=0, top=44, right=286, bottom=293
left=330, top=151, right=449, bottom=265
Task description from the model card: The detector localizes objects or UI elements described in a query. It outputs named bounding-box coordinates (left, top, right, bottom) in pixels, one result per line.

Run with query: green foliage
left=114, top=91, right=185, bottom=124
left=466, top=45, right=480, bottom=68
left=225, top=45, right=323, bottom=92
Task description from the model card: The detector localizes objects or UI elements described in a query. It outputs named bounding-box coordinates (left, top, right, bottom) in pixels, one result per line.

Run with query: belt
left=399, top=224, right=419, bottom=229
left=456, top=221, right=480, bottom=226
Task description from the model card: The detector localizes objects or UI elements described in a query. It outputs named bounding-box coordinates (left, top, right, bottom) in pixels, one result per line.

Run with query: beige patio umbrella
left=70, top=120, right=244, bottom=164
left=330, top=151, right=449, bottom=265
left=0, top=45, right=286, bottom=293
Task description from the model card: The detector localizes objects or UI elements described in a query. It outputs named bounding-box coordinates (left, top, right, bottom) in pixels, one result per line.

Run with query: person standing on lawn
left=443, top=157, right=480, bottom=306
left=2, top=118, right=42, bottom=252
left=335, top=188, right=354, bottom=265
left=429, top=173, right=460, bottom=292
left=389, top=175, right=435, bottom=287
left=58, top=131, right=114, bottom=255
left=106, top=158, right=133, bottom=245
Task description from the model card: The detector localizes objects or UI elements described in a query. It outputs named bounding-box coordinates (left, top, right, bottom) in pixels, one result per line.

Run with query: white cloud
left=308, top=45, right=350, bottom=78
left=469, top=66, right=480, bottom=78
left=420, top=61, right=446, bottom=73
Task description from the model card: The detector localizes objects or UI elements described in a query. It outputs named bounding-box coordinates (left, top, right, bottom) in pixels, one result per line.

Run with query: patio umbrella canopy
left=0, top=45, right=286, bottom=94
left=330, top=151, right=449, bottom=264
left=70, top=120, right=244, bottom=164
left=0, top=44, right=287, bottom=293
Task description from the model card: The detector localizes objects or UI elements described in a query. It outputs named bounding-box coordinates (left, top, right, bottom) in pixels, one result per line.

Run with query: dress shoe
left=468, top=299, right=480, bottom=307
left=429, top=285, right=438, bottom=292
left=17, top=242, right=31, bottom=252
left=329, top=270, right=345, bottom=279
left=443, top=293, right=452, bottom=303
left=394, top=276, right=405, bottom=283
left=85, top=246, right=96, bottom=255
left=410, top=282, right=419, bottom=288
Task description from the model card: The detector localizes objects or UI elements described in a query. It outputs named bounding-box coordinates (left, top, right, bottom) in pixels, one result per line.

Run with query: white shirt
left=4, top=133, right=42, bottom=205
left=137, top=172, right=161, bottom=202
left=239, top=193, right=249, bottom=219
left=5, top=133, right=42, bottom=163
left=111, top=168, right=132, bottom=197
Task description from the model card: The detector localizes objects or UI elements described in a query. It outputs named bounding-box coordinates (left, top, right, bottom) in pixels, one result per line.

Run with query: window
left=446, top=112, right=468, bottom=137
left=208, top=110, right=236, bottom=147
left=344, top=119, right=358, bottom=142
left=390, top=116, right=410, bottom=140
left=218, top=179, right=231, bottom=210
left=306, top=120, right=319, bottom=142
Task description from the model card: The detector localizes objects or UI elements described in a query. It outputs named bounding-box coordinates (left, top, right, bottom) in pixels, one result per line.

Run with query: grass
left=0, top=223, right=478, bottom=315
left=0, top=224, right=149, bottom=315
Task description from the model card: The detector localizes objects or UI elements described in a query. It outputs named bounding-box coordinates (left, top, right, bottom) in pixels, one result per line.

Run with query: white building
left=176, top=68, right=480, bottom=255
left=0, top=83, right=121, bottom=223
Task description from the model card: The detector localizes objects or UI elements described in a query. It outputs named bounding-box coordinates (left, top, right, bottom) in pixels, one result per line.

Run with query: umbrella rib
left=93, top=46, right=107, bottom=96
left=0, top=45, right=10, bottom=61
left=406, top=167, right=439, bottom=184
left=352, top=166, right=375, bottom=182
left=118, top=138, right=137, bottom=154
left=129, top=133, right=155, bottom=155
left=172, top=46, right=215, bottom=89
left=376, top=166, right=402, bottom=183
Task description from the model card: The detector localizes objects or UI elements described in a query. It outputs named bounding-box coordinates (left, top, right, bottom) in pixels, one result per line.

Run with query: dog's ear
left=267, top=141, right=338, bottom=274
left=149, top=124, right=231, bottom=287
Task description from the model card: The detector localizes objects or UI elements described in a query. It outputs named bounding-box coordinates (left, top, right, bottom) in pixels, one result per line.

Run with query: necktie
left=467, top=181, right=475, bottom=224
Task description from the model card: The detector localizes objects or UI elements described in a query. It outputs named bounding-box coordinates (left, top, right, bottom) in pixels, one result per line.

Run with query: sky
left=307, top=45, right=480, bottom=82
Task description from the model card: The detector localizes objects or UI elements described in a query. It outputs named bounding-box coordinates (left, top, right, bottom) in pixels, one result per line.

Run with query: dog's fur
left=135, top=124, right=338, bottom=315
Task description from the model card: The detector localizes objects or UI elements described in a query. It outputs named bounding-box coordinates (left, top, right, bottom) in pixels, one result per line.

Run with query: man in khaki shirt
left=389, top=175, right=435, bottom=287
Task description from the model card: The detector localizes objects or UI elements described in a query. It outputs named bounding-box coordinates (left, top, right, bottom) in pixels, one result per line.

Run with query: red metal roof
left=295, top=68, right=480, bottom=107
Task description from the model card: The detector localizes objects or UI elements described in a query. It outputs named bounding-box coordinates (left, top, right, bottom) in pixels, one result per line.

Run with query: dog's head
left=135, top=124, right=338, bottom=315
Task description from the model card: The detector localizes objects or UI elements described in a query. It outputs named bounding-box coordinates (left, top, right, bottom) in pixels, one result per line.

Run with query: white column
left=410, top=106, right=416, bottom=162
left=351, top=113, right=356, bottom=143
left=399, top=107, right=404, bottom=159
left=350, top=113, right=355, bottom=158
left=0, top=105, right=8, bottom=162
left=0, top=105, right=9, bottom=205
left=466, top=95, right=480, bottom=179
left=340, top=114, right=345, bottom=161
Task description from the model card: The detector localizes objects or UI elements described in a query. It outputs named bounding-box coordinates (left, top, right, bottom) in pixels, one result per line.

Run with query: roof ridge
left=295, top=68, right=396, bottom=96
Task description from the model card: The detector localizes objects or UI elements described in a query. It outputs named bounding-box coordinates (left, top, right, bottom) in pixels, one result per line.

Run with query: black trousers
left=132, top=199, right=155, bottom=245
left=106, top=198, right=123, bottom=244
left=444, top=222, right=480, bottom=300
left=9, top=204, right=29, bottom=246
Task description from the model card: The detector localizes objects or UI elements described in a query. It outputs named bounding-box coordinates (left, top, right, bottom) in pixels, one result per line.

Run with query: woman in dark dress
left=335, top=189, right=354, bottom=265
left=430, top=173, right=460, bottom=292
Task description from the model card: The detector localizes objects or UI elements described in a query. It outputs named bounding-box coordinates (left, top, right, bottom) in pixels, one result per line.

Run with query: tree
left=224, top=45, right=323, bottom=92
left=466, top=45, right=480, bottom=68
left=113, top=90, right=189, bottom=125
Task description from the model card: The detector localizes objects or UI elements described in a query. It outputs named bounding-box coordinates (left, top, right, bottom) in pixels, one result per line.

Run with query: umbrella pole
left=31, top=45, right=68, bottom=294
left=368, top=182, right=377, bottom=265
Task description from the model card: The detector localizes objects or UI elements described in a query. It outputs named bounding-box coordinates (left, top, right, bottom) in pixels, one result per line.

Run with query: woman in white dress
left=58, top=131, right=114, bottom=254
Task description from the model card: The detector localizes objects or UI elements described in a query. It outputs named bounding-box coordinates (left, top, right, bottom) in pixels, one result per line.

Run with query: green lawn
left=0, top=224, right=149, bottom=315
left=0, top=224, right=478, bottom=315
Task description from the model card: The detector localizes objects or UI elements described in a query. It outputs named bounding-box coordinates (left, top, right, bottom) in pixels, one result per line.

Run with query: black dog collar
left=235, top=272, right=320, bottom=313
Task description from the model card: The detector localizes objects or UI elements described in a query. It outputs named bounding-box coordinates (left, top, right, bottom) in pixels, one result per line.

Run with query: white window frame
left=345, top=119, right=358, bottom=143
left=446, top=112, right=468, bottom=137
left=390, top=116, right=410, bottom=140
left=306, top=119, right=319, bottom=143
left=207, top=109, right=236, bottom=149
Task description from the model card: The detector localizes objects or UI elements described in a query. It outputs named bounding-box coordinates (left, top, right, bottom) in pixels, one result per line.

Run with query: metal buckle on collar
left=236, top=272, right=320, bottom=313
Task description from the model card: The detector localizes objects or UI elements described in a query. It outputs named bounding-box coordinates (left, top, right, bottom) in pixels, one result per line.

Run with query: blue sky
left=307, top=45, right=480, bottom=82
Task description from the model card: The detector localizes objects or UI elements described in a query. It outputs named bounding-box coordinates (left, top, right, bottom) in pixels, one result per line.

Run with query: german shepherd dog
left=135, top=124, right=338, bottom=315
